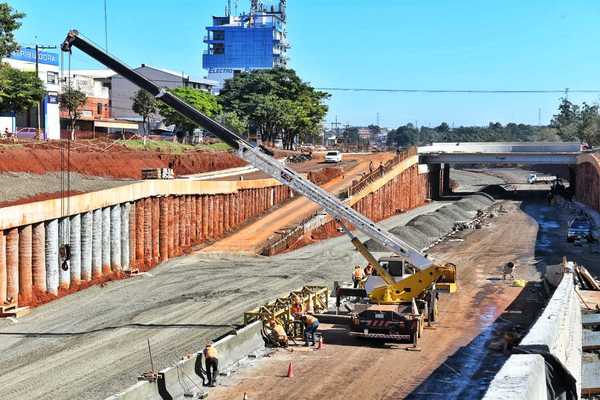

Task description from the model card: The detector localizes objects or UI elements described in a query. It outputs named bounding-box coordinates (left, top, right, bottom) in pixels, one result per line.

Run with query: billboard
left=8, top=47, right=59, bottom=66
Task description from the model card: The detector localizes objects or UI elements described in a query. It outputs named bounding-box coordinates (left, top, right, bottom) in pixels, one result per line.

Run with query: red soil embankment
left=0, top=145, right=245, bottom=179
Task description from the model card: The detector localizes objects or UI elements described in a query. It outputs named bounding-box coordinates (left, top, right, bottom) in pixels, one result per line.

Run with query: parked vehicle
left=325, top=150, right=342, bottom=163
left=528, top=173, right=556, bottom=184
left=567, top=216, right=593, bottom=242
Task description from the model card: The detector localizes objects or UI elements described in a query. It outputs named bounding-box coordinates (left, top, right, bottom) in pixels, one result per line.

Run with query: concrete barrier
left=106, top=321, right=265, bottom=400
left=484, top=271, right=582, bottom=399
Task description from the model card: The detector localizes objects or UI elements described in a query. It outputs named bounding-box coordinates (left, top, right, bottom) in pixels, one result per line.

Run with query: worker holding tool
left=269, top=319, right=289, bottom=347
left=301, top=314, right=320, bottom=346
left=203, top=342, right=219, bottom=387
left=352, top=265, right=365, bottom=288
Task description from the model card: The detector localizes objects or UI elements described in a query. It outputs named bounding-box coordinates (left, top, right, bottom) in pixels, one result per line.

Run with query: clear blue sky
left=8, top=0, right=600, bottom=128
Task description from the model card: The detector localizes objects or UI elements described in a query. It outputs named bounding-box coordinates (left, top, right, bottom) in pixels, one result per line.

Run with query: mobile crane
left=61, top=30, right=456, bottom=344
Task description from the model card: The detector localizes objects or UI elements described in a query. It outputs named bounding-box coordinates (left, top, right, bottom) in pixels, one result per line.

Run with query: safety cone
left=317, top=336, right=324, bottom=350
left=286, top=361, right=294, bottom=378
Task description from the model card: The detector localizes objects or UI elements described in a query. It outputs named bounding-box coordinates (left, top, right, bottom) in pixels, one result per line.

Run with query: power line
left=316, top=87, right=600, bottom=94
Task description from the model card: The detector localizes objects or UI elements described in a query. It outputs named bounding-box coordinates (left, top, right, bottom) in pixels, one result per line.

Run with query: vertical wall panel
left=129, top=202, right=136, bottom=269
left=173, top=196, right=180, bottom=254
left=102, top=207, right=111, bottom=274
left=190, top=195, right=197, bottom=243
left=206, top=196, right=214, bottom=239
left=0, top=231, right=5, bottom=304
left=185, top=196, right=192, bottom=246
left=167, top=196, right=174, bottom=258
left=144, top=198, right=152, bottom=266
left=69, top=214, right=81, bottom=285
left=58, top=218, right=70, bottom=289
left=18, top=225, right=33, bottom=305
left=152, top=198, right=160, bottom=263
left=135, top=200, right=144, bottom=268
left=92, top=209, right=102, bottom=278
left=121, top=203, right=130, bottom=271
left=159, top=197, right=169, bottom=262
left=6, top=228, right=18, bottom=302
left=45, top=220, right=59, bottom=295
left=80, top=212, right=92, bottom=281
left=110, top=205, right=122, bottom=271
left=32, top=222, right=46, bottom=291
left=179, top=196, right=187, bottom=248
left=196, top=196, right=203, bottom=242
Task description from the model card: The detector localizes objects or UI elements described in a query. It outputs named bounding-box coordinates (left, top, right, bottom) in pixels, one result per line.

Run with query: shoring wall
left=576, top=153, right=600, bottom=210
left=0, top=178, right=292, bottom=308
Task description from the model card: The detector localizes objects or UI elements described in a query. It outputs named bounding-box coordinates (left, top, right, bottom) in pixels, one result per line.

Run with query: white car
left=325, top=150, right=342, bottom=163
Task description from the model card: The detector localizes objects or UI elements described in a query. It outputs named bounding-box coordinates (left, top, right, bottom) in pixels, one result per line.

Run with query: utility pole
left=35, top=43, right=57, bottom=140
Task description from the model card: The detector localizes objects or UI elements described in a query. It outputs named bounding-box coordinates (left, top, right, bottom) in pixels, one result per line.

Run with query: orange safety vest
left=304, top=314, right=317, bottom=326
left=291, top=302, right=303, bottom=314
left=353, top=268, right=364, bottom=279
left=204, top=345, right=218, bottom=359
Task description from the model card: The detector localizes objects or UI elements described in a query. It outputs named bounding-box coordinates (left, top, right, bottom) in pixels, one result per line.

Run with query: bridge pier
left=442, top=163, right=451, bottom=195
left=429, top=164, right=442, bottom=200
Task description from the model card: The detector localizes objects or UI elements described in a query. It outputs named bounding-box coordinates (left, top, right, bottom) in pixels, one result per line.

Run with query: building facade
left=2, top=47, right=61, bottom=139
left=203, top=0, right=289, bottom=90
left=111, top=64, right=216, bottom=124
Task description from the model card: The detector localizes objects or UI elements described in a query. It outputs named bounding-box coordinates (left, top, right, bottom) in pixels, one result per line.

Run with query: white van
left=325, top=150, right=342, bottom=163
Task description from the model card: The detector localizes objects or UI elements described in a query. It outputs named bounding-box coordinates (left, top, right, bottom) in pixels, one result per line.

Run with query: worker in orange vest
left=203, top=342, right=219, bottom=387
left=301, top=314, right=320, bottom=346
left=352, top=265, right=365, bottom=288
left=269, top=319, right=288, bottom=347
left=290, top=294, right=303, bottom=317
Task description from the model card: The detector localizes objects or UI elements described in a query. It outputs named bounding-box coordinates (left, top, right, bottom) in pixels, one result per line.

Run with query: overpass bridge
left=417, top=142, right=584, bottom=198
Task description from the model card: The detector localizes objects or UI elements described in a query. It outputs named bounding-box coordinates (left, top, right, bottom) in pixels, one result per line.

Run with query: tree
left=131, top=89, right=157, bottom=144
left=0, top=64, right=44, bottom=113
left=157, top=87, right=220, bottom=143
left=551, top=98, right=580, bottom=141
left=0, top=3, right=24, bottom=58
left=219, top=111, right=247, bottom=136
left=218, top=68, right=329, bottom=149
left=60, top=87, right=87, bottom=140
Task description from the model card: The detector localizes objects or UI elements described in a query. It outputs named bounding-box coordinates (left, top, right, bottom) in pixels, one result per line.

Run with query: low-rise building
left=2, top=47, right=61, bottom=139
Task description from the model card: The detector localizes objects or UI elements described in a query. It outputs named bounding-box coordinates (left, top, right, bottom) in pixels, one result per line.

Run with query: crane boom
left=60, top=30, right=432, bottom=269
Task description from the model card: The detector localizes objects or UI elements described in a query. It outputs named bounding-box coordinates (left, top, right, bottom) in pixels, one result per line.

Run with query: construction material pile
left=366, top=194, right=495, bottom=251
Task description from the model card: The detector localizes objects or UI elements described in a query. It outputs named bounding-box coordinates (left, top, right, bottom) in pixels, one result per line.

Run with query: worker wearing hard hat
left=352, top=265, right=365, bottom=288
left=203, top=342, right=219, bottom=387
left=364, top=263, right=374, bottom=277
left=269, top=319, right=289, bottom=347
left=301, top=314, right=320, bottom=346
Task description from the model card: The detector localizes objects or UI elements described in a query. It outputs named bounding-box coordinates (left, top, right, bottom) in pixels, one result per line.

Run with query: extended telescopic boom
left=61, top=30, right=432, bottom=269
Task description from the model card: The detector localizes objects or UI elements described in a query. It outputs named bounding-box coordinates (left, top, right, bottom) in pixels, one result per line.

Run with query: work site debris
left=575, top=264, right=600, bottom=291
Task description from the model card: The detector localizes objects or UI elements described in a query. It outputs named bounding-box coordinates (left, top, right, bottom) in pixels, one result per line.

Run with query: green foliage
left=0, top=3, right=24, bottom=58
left=387, top=121, right=560, bottom=147
left=219, top=111, right=247, bottom=134
left=131, top=89, right=157, bottom=135
left=218, top=68, right=329, bottom=149
left=157, top=87, right=220, bottom=141
left=551, top=98, right=600, bottom=145
left=60, top=87, right=87, bottom=140
left=0, top=63, right=45, bottom=112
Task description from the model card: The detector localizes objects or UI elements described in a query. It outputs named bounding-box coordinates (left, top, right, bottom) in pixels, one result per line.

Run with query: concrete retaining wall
left=0, top=179, right=293, bottom=308
left=106, top=321, right=265, bottom=400
left=483, top=271, right=582, bottom=399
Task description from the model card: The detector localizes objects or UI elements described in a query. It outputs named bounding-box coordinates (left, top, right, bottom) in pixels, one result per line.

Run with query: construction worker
left=291, top=295, right=303, bottom=317
left=301, top=314, right=319, bottom=346
left=364, top=263, right=374, bottom=277
left=203, top=342, right=219, bottom=387
left=352, top=265, right=365, bottom=288
left=503, top=262, right=516, bottom=281
left=269, top=319, right=288, bottom=347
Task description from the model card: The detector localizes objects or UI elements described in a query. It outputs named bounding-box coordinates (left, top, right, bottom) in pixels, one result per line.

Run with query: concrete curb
left=483, top=272, right=582, bottom=399
left=106, top=321, right=265, bottom=400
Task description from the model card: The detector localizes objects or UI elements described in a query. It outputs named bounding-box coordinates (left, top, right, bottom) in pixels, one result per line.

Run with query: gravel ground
left=0, top=172, right=134, bottom=204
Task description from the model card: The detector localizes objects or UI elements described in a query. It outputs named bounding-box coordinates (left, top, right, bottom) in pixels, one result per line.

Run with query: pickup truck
left=528, top=173, right=556, bottom=184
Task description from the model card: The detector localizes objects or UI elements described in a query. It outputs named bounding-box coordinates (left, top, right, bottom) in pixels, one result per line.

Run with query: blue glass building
left=203, top=1, right=289, bottom=90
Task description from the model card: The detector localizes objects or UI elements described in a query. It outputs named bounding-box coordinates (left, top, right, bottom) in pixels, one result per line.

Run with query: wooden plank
left=583, top=329, right=600, bottom=351
left=583, top=313, right=600, bottom=328
left=582, top=361, right=600, bottom=395
left=0, top=306, right=30, bottom=318
left=579, top=290, right=600, bottom=310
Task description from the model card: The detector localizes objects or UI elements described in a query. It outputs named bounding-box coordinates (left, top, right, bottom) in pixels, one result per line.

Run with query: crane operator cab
left=364, top=256, right=417, bottom=295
